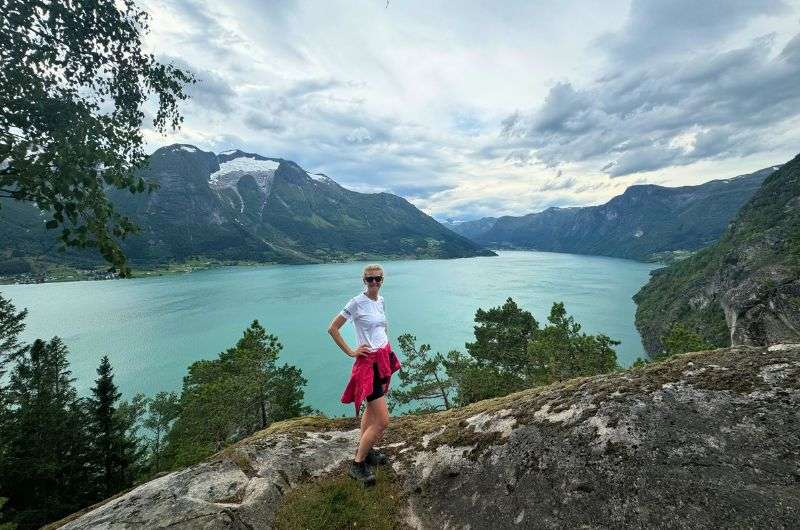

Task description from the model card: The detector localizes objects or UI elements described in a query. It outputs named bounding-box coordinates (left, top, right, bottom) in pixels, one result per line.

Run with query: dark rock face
left=448, top=166, right=775, bottom=261
left=635, top=153, right=800, bottom=354
left=48, top=344, right=800, bottom=529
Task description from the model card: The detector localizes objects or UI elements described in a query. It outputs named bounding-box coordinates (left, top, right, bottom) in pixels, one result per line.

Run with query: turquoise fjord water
left=1, top=250, right=659, bottom=417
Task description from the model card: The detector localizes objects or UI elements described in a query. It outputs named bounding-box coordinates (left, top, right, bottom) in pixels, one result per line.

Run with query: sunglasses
left=364, top=275, right=383, bottom=283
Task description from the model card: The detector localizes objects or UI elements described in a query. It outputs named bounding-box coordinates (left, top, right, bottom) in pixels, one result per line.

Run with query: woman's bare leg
left=360, top=403, right=371, bottom=435
left=354, top=395, right=389, bottom=462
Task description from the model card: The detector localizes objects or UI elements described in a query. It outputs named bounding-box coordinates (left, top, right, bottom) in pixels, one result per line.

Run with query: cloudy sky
left=140, top=0, right=800, bottom=222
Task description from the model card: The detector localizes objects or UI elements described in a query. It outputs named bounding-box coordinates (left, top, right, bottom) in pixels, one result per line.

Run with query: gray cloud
left=160, top=56, right=236, bottom=113
left=244, top=111, right=284, bottom=132
left=498, top=28, right=800, bottom=177
left=596, top=0, right=790, bottom=65
left=145, top=0, right=800, bottom=222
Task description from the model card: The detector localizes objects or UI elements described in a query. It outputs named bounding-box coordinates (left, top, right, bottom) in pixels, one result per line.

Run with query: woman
left=327, top=263, right=401, bottom=486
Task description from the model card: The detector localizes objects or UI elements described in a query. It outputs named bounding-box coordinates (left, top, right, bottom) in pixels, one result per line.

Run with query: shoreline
left=0, top=248, right=672, bottom=286
left=0, top=251, right=499, bottom=286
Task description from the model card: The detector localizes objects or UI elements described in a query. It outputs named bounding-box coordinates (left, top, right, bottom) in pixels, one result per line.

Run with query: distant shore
left=0, top=251, right=501, bottom=286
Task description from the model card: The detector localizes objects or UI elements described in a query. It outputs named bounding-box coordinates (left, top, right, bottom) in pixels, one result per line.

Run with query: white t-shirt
left=340, top=291, right=388, bottom=350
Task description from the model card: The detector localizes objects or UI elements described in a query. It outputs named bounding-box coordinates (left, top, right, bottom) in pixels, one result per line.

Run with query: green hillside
left=634, top=153, right=800, bottom=355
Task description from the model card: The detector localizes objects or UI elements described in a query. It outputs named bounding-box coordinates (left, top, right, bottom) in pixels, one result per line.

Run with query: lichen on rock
left=46, top=344, right=800, bottom=529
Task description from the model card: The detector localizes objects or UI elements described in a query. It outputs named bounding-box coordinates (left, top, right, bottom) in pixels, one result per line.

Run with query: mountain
left=441, top=216, right=498, bottom=240
left=447, top=166, right=777, bottom=261
left=634, top=153, right=800, bottom=355
left=46, top=343, right=800, bottom=529
left=0, top=144, right=494, bottom=274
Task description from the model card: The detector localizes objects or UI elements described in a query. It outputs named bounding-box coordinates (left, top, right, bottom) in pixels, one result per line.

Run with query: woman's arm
left=328, top=314, right=369, bottom=357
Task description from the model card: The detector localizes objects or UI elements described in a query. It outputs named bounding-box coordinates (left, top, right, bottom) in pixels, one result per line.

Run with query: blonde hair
left=362, top=263, right=384, bottom=278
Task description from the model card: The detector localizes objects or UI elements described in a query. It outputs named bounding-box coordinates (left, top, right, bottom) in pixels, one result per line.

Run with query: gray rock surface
left=48, top=344, right=800, bottom=529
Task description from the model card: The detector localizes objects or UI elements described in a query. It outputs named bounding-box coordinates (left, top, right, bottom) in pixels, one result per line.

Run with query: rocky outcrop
left=635, top=153, right=800, bottom=354
left=46, top=344, right=800, bottom=529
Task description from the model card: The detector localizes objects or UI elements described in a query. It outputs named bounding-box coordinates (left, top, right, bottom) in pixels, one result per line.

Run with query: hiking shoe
left=365, top=448, right=389, bottom=466
left=348, top=460, right=376, bottom=487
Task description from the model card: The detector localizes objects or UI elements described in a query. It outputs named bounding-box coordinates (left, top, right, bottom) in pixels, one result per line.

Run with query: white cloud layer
left=139, top=0, right=800, bottom=221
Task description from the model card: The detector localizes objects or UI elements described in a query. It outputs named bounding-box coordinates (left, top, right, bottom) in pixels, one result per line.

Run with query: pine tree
left=114, top=393, right=150, bottom=485
left=661, top=323, right=713, bottom=357
left=527, top=302, right=620, bottom=384
left=0, top=294, right=28, bottom=518
left=266, top=364, right=312, bottom=422
left=0, top=337, right=92, bottom=529
left=87, top=355, right=137, bottom=499
left=164, top=321, right=311, bottom=468
left=448, top=299, right=620, bottom=406
left=387, top=334, right=460, bottom=414
left=465, top=297, right=539, bottom=372
left=0, top=294, right=27, bottom=381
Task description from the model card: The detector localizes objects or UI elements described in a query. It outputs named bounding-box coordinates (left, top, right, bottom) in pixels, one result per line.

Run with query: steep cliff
left=634, top=153, right=800, bottom=355
left=47, top=343, right=800, bottom=529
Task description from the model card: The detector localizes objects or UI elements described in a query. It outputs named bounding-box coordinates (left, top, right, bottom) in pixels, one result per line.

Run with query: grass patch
left=273, top=465, right=409, bottom=530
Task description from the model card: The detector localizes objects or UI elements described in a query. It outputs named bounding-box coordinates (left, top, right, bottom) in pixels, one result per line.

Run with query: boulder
left=47, top=344, right=800, bottom=529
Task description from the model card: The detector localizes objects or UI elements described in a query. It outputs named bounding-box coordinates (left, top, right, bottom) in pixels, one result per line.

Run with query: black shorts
left=366, top=362, right=389, bottom=402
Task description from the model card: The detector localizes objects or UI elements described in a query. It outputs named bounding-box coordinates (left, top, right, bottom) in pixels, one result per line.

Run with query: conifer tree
left=0, top=294, right=27, bottom=380
left=0, top=293, right=28, bottom=511
left=661, top=323, right=713, bottom=357
left=448, top=299, right=620, bottom=406
left=87, top=355, right=137, bottom=499
left=164, top=321, right=311, bottom=468
left=388, top=333, right=460, bottom=414
left=465, top=297, right=539, bottom=372
left=266, top=364, right=312, bottom=423
left=527, top=302, right=620, bottom=384
left=0, top=337, right=92, bottom=529
left=114, top=392, right=150, bottom=485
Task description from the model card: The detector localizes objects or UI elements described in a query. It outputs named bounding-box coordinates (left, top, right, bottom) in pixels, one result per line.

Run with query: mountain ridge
left=446, top=165, right=778, bottom=262
left=0, top=144, right=494, bottom=276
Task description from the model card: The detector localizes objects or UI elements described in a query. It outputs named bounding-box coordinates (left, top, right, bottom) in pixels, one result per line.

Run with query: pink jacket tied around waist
left=340, top=342, right=401, bottom=417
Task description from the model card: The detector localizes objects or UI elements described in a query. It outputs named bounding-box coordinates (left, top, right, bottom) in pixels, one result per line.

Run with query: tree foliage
left=0, top=337, right=93, bottom=528
left=164, top=321, right=311, bottom=467
left=0, top=0, right=194, bottom=275
left=465, top=297, right=539, bottom=371
left=87, top=355, right=142, bottom=499
left=0, top=497, right=15, bottom=530
left=527, top=302, right=620, bottom=384
left=387, top=333, right=460, bottom=414
left=0, top=294, right=27, bottom=379
left=408, top=298, right=621, bottom=407
left=0, top=308, right=312, bottom=526
left=661, top=322, right=714, bottom=358
left=143, top=391, right=180, bottom=473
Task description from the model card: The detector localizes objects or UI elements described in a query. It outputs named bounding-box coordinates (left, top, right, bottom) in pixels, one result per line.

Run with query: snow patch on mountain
left=209, top=156, right=281, bottom=215
left=309, top=172, right=335, bottom=184
left=213, top=157, right=280, bottom=176
left=210, top=157, right=280, bottom=190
